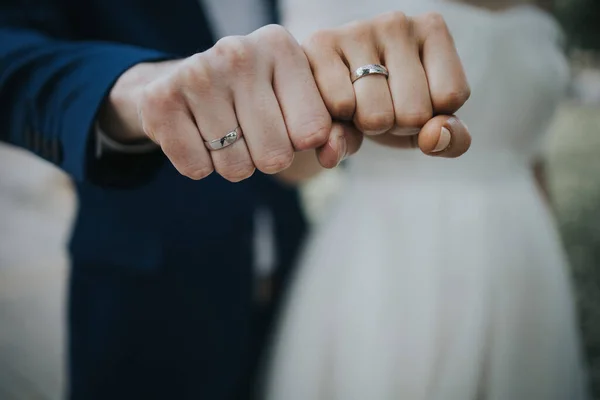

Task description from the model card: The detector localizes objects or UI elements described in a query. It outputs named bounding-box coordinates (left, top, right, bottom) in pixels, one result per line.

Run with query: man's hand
left=99, top=25, right=345, bottom=182
left=301, top=11, right=472, bottom=163
left=100, top=12, right=472, bottom=184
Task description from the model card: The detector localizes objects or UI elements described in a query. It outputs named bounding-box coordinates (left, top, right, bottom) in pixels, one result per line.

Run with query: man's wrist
left=98, top=60, right=180, bottom=143
left=95, top=122, right=159, bottom=158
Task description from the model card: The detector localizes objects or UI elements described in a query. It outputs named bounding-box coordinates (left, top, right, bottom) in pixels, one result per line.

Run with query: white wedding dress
left=263, top=1, right=589, bottom=399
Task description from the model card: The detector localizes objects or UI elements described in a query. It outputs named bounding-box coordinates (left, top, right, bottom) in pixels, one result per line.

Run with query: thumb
left=418, top=115, right=471, bottom=158
left=316, top=122, right=364, bottom=169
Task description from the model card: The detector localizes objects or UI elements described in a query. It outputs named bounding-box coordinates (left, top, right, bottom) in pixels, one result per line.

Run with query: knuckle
left=433, top=89, right=471, bottom=113
left=179, top=163, right=214, bottom=180
left=328, top=95, right=356, bottom=120
left=255, top=149, right=295, bottom=174
left=378, top=11, right=411, bottom=35
left=161, top=135, right=213, bottom=180
left=218, top=161, right=256, bottom=183
left=358, top=111, right=396, bottom=132
left=303, top=29, right=336, bottom=51
left=344, top=20, right=372, bottom=42
left=259, top=24, right=296, bottom=48
left=257, top=23, right=287, bottom=36
left=138, top=81, right=181, bottom=138
left=395, top=110, right=432, bottom=128
left=294, top=118, right=332, bottom=149
left=421, top=12, right=449, bottom=34
left=213, top=36, right=255, bottom=73
left=140, top=81, right=175, bottom=111
left=179, top=54, right=213, bottom=90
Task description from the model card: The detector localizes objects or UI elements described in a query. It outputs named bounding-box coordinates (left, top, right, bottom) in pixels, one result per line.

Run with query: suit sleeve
left=0, top=1, right=171, bottom=187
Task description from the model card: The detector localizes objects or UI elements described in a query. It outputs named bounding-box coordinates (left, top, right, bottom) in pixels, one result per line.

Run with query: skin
left=99, top=13, right=473, bottom=184
left=280, top=11, right=473, bottom=181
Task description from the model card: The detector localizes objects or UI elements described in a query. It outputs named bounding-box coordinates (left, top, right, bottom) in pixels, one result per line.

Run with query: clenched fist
left=99, top=12, right=472, bottom=183
left=302, top=11, right=471, bottom=158
left=100, top=25, right=338, bottom=182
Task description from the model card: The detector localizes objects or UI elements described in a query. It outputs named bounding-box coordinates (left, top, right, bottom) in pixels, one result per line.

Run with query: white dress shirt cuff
left=95, top=123, right=158, bottom=158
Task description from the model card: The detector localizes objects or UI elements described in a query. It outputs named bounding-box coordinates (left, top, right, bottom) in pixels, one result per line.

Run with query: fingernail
left=336, top=134, right=348, bottom=167
left=432, top=126, right=451, bottom=153
left=329, top=126, right=348, bottom=168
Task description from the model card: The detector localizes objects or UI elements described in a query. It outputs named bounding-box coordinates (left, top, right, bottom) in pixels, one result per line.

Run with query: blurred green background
left=549, top=1, right=600, bottom=396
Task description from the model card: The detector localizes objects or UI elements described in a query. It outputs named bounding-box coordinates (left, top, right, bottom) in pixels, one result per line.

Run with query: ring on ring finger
left=204, top=126, right=243, bottom=151
left=347, top=59, right=394, bottom=135
left=351, top=64, right=389, bottom=84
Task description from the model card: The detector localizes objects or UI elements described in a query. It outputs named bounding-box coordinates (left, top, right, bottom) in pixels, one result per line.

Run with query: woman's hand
left=301, top=11, right=472, bottom=164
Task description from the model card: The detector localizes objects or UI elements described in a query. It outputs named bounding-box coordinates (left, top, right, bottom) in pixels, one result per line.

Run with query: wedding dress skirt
left=264, top=2, right=588, bottom=399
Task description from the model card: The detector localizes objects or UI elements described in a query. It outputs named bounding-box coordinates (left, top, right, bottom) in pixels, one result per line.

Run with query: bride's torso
left=283, top=0, right=570, bottom=184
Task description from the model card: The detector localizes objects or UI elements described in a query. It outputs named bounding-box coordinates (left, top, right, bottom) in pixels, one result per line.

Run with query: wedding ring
left=204, top=127, right=242, bottom=151
left=351, top=64, right=389, bottom=83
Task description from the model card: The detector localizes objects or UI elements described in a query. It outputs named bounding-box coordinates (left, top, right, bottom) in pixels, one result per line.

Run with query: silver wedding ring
left=351, top=64, right=389, bottom=83
left=204, top=126, right=242, bottom=151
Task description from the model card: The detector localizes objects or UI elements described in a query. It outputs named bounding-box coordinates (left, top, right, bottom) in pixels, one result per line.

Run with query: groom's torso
left=66, top=0, right=289, bottom=272
left=63, top=0, right=277, bottom=55
left=56, top=0, right=309, bottom=399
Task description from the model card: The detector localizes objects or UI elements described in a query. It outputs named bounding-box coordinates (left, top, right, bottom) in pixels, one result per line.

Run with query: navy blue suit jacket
left=0, top=0, right=307, bottom=399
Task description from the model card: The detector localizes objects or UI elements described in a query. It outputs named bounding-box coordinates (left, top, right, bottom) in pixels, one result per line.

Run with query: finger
left=180, top=52, right=255, bottom=183
left=414, top=12, right=471, bottom=114
left=418, top=115, right=471, bottom=158
left=139, top=81, right=214, bottom=180
left=376, top=12, right=433, bottom=131
left=340, top=24, right=395, bottom=135
left=367, top=128, right=418, bottom=149
left=198, top=103, right=254, bottom=183
left=223, top=30, right=295, bottom=174
left=235, top=82, right=295, bottom=175
left=302, top=30, right=356, bottom=122
left=367, top=114, right=471, bottom=155
left=254, top=25, right=331, bottom=152
left=316, top=122, right=364, bottom=169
